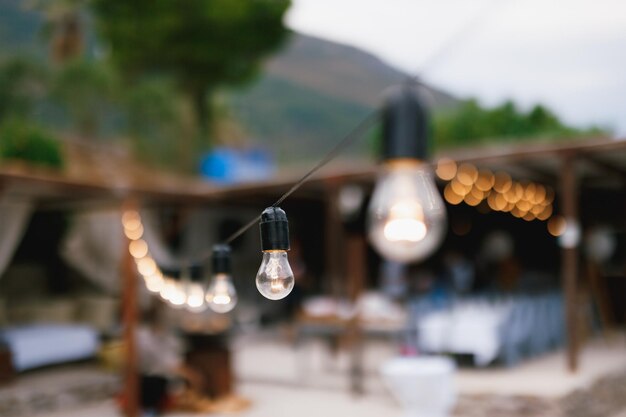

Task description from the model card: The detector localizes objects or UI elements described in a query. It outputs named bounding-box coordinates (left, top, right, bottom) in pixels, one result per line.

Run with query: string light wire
left=219, top=109, right=380, bottom=248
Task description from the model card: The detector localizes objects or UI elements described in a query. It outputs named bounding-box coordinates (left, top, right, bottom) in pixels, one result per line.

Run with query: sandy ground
left=9, top=332, right=626, bottom=417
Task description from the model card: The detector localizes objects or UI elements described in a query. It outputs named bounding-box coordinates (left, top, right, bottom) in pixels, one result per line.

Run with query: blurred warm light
left=475, top=169, right=495, bottom=191
left=545, top=187, right=555, bottom=204
left=523, top=182, right=536, bottom=200
left=436, top=158, right=457, bottom=180
left=145, top=274, right=164, bottom=293
left=504, top=188, right=519, bottom=204
left=122, top=210, right=141, bottom=228
left=548, top=215, right=567, bottom=236
left=523, top=212, right=536, bottom=221
left=487, top=193, right=498, bottom=210
left=463, top=193, right=482, bottom=206
left=469, top=186, right=485, bottom=200
left=383, top=202, right=428, bottom=242
left=450, top=179, right=471, bottom=196
left=137, top=257, right=157, bottom=276
left=516, top=200, right=532, bottom=212
left=129, top=239, right=148, bottom=259
left=493, top=172, right=512, bottom=193
left=444, top=170, right=554, bottom=225
left=160, top=278, right=179, bottom=302
left=494, top=193, right=507, bottom=211
left=124, top=224, right=144, bottom=240
left=530, top=204, right=544, bottom=215
left=456, top=163, right=478, bottom=186
left=532, top=185, right=546, bottom=204
left=444, top=183, right=464, bottom=205
left=511, top=207, right=526, bottom=218
left=513, top=183, right=524, bottom=200
left=538, top=205, right=553, bottom=221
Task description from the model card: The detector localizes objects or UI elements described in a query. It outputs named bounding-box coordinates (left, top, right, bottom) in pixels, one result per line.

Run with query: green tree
left=51, top=59, right=117, bottom=138
left=432, top=99, right=606, bottom=148
left=90, top=0, right=291, bottom=170
left=0, top=119, right=64, bottom=169
left=0, top=58, right=48, bottom=123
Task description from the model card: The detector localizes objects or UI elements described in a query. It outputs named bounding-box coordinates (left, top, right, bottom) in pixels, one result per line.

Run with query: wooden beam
left=514, top=162, right=558, bottom=184
left=121, top=202, right=140, bottom=417
left=560, top=156, right=580, bottom=372
left=582, top=154, right=626, bottom=183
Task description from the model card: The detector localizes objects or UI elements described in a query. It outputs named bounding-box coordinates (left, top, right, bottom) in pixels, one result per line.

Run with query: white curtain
left=60, top=209, right=180, bottom=294
left=0, top=196, right=33, bottom=279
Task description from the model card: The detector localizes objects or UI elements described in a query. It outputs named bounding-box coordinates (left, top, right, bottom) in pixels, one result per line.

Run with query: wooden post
left=560, top=156, right=580, bottom=372
left=324, top=184, right=344, bottom=297
left=121, top=204, right=139, bottom=417
left=346, top=235, right=367, bottom=395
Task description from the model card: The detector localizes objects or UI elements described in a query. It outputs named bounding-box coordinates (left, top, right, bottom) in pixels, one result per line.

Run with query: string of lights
left=122, top=109, right=380, bottom=313
left=122, top=2, right=534, bottom=313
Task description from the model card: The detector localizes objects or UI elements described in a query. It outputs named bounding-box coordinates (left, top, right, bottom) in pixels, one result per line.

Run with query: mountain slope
left=229, top=33, right=457, bottom=162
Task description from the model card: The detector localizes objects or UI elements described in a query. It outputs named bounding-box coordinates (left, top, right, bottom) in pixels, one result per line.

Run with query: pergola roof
left=1, top=137, right=624, bottom=209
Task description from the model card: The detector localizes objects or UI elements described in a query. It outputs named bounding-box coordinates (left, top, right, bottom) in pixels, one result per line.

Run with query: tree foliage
left=0, top=119, right=64, bottom=168
left=0, top=58, right=48, bottom=122
left=433, top=99, right=605, bottom=148
left=91, top=0, right=291, bottom=138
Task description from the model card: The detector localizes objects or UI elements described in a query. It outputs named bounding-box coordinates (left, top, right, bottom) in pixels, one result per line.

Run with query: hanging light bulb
left=160, top=268, right=185, bottom=308
left=183, top=264, right=208, bottom=313
left=255, top=207, right=294, bottom=300
left=367, top=82, right=447, bottom=263
left=206, top=245, right=237, bottom=313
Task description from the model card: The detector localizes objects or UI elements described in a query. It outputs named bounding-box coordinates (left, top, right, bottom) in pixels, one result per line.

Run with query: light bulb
left=368, top=161, right=447, bottom=263
left=184, top=281, right=208, bottom=313
left=145, top=273, right=164, bottom=293
left=255, top=251, right=294, bottom=300
left=206, top=273, right=237, bottom=313
left=160, top=277, right=185, bottom=308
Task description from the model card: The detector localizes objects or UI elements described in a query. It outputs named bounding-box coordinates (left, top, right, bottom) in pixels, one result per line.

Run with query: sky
left=287, top=0, right=626, bottom=136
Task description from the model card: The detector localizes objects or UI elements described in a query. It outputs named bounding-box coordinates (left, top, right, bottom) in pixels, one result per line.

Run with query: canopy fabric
left=0, top=196, right=33, bottom=279
left=60, top=209, right=180, bottom=294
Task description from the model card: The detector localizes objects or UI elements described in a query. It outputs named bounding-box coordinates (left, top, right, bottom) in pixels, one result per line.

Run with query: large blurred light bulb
left=368, top=81, right=447, bottom=263
left=207, top=273, right=238, bottom=313
left=368, top=161, right=446, bottom=263
left=255, top=251, right=294, bottom=300
left=256, top=207, right=294, bottom=300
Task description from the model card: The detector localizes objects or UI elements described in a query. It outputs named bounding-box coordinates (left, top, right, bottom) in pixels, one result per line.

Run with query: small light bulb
left=206, top=273, right=238, bottom=313
left=255, top=251, right=294, bottom=300
left=145, top=273, right=164, bottom=293
left=160, top=277, right=185, bottom=308
left=368, top=161, right=447, bottom=263
left=185, top=281, right=208, bottom=313
left=256, top=207, right=294, bottom=300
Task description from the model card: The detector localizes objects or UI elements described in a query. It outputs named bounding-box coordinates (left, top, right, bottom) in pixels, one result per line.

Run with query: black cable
left=162, top=1, right=510, bottom=265
left=414, top=0, right=511, bottom=77
left=219, top=109, right=380, bottom=248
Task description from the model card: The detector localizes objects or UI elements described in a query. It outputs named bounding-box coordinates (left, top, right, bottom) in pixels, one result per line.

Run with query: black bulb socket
left=259, top=207, right=290, bottom=251
left=381, top=81, right=430, bottom=161
left=212, top=244, right=232, bottom=274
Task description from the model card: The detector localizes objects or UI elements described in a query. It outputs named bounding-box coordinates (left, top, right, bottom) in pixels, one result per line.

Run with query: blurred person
left=284, top=237, right=311, bottom=318
left=380, top=260, right=409, bottom=300
left=443, top=251, right=475, bottom=294
left=137, top=301, right=203, bottom=416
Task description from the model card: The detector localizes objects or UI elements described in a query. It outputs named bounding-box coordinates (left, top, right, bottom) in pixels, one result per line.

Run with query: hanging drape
left=60, top=209, right=180, bottom=294
left=0, top=196, right=33, bottom=279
